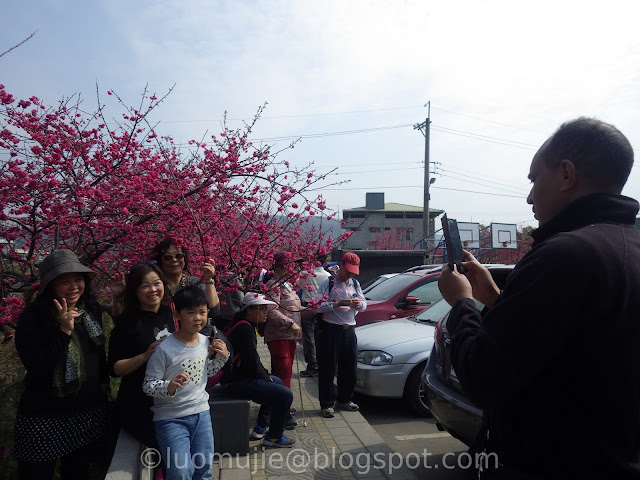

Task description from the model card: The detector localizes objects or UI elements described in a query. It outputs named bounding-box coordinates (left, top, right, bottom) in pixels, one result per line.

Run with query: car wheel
left=404, top=362, right=432, bottom=417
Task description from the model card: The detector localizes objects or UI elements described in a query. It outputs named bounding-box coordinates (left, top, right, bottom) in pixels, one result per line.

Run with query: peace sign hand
left=54, top=298, right=80, bottom=335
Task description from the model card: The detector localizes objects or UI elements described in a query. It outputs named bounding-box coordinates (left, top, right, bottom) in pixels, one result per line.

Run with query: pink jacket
left=263, top=277, right=302, bottom=343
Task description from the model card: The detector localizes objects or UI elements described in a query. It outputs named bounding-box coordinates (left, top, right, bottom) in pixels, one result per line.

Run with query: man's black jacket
left=449, top=193, right=640, bottom=479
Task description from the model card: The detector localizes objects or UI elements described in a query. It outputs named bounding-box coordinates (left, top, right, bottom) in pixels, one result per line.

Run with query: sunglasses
left=162, top=253, right=185, bottom=261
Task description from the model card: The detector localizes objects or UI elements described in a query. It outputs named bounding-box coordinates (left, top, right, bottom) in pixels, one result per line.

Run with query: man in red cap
left=313, top=252, right=367, bottom=418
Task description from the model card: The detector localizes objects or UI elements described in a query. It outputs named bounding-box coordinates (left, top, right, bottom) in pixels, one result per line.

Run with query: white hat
left=242, top=292, right=276, bottom=309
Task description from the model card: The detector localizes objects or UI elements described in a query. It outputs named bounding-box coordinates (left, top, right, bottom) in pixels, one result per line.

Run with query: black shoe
left=300, top=364, right=319, bottom=377
left=284, top=413, right=298, bottom=430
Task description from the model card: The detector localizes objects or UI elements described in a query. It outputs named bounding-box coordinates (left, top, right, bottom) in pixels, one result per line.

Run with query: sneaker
left=284, top=413, right=298, bottom=430
left=250, top=425, right=269, bottom=440
left=300, top=365, right=319, bottom=377
left=335, top=401, right=359, bottom=412
left=2, top=333, right=13, bottom=343
left=321, top=407, right=335, bottom=418
left=263, top=434, right=296, bottom=448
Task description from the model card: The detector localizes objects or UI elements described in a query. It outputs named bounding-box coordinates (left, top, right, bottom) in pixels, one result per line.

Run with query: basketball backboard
left=490, top=223, right=518, bottom=249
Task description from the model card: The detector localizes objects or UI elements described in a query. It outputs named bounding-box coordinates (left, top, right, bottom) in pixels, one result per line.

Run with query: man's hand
left=168, top=372, right=190, bottom=395
left=335, top=299, right=353, bottom=307
left=438, top=264, right=473, bottom=307
left=460, top=250, right=500, bottom=308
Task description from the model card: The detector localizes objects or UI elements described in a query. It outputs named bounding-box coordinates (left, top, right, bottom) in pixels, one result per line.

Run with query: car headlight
left=357, top=350, right=393, bottom=365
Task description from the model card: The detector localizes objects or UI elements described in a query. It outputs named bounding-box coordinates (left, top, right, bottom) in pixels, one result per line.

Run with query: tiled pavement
left=217, top=341, right=418, bottom=480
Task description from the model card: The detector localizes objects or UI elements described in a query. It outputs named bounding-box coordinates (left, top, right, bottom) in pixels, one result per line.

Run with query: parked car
left=355, top=297, right=454, bottom=416
left=355, top=266, right=443, bottom=327
left=421, top=265, right=514, bottom=445
left=361, top=273, right=398, bottom=294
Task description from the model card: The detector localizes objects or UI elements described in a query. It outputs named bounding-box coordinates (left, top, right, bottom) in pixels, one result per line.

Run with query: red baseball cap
left=341, top=252, right=360, bottom=275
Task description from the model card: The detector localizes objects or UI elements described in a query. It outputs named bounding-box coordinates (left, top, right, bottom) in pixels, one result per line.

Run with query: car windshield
left=411, top=298, right=453, bottom=325
left=361, top=275, right=391, bottom=293
left=364, top=273, right=424, bottom=301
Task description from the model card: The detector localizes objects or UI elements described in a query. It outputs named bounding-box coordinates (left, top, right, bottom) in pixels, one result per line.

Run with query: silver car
left=354, top=298, right=453, bottom=416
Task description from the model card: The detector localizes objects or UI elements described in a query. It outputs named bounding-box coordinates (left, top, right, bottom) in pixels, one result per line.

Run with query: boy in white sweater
left=144, top=286, right=229, bottom=480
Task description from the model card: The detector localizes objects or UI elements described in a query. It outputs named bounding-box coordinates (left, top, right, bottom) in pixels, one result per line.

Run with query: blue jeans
left=155, top=411, right=214, bottom=480
left=224, top=375, right=292, bottom=439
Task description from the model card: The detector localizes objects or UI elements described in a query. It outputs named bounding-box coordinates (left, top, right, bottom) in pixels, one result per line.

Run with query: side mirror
left=404, top=295, right=421, bottom=306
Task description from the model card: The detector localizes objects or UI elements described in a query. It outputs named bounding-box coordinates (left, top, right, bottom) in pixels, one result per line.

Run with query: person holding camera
left=313, top=252, right=366, bottom=419
left=438, top=118, right=640, bottom=478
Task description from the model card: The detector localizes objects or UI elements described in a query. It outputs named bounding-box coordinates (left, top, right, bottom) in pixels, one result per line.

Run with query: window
left=407, top=280, right=443, bottom=305
left=369, top=227, right=381, bottom=233
left=349, top=213, right=366, bottom=218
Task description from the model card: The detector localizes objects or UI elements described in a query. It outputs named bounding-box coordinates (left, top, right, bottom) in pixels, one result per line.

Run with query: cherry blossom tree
left=0, top=84, right=350, bottom=323
left=368, top=222, right=413, bottom=250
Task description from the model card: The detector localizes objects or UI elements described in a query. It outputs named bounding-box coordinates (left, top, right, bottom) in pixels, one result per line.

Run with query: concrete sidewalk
left=216, top=341, right=418, bottom=480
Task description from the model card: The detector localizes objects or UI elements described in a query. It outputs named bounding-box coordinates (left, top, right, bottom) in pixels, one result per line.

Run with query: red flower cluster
left=0, top=86, right=351, bottom=324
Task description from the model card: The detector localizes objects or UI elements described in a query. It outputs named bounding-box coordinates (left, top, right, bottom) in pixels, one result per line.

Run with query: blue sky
left=2, top=0, right=640, bottom=228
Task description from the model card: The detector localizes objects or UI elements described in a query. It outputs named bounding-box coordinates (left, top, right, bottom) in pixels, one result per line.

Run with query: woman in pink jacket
left=264, top=252, right=302, bottom=390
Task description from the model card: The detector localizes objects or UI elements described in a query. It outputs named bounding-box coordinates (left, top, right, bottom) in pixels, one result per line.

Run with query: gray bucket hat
left=37, top=249, right=96, bottom=295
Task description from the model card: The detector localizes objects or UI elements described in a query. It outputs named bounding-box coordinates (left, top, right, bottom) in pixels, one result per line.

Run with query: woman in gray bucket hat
left=14, top=249, right=109, bottom=480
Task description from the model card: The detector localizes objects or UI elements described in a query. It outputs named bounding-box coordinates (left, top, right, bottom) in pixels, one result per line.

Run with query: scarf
left=52, top=308, right=105, bottom=398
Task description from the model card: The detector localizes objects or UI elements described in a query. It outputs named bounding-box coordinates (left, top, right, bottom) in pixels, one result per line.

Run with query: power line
left=160, top=105, right=424, bottom=123
left=437, top=172, right=529, bottom=196
left=315, top=184, right=525, bottom=198
left=253, top=123, right=414, bottom=142
left=439, top=163, right=532, bottom=189
left=432, top=106, right=546, bottom=135
left=437, top=167, right=530, bottom=193
left=327, top=167, right=424, bottom=176
left=431, top=125, right=539, bottom=150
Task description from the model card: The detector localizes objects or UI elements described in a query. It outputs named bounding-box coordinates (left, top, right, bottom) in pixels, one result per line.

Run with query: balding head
left=543, top=117, right=634, bottom=194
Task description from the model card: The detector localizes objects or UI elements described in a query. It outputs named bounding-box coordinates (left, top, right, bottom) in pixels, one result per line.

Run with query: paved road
left=355, top=393, right=472, bottom=479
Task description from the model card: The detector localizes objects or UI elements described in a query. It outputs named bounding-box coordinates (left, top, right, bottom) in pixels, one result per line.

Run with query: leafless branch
left=0, top=30, right=38, bottom=59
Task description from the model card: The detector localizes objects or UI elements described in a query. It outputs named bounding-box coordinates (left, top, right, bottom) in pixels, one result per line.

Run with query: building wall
left=342, top=211, right=431, bottom=250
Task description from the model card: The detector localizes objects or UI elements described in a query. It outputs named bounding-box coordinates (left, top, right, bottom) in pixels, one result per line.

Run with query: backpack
left=206, top=320, right=250, bottom=388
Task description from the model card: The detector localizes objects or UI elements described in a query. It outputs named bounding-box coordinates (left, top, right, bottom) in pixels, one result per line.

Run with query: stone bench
left=105, top=428, right=146, bottom=480
left=207, top=385, right=250, bottom=456
left=106, top=390, right=250, bottom=478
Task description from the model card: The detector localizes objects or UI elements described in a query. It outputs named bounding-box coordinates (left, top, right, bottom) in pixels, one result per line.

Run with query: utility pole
left=414, top=102, right=431, bottom=249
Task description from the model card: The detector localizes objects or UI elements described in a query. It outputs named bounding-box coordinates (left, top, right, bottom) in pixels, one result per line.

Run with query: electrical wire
left=315, top=184, right=525, bottom=198
left=436, top=172, right=529, bottom=196
left=436, top=167, right=530, bottom=194
left=431, top=125, right=539, bottom=150
left=431, top=106, right=546, bottom=135
left=437, top=163, right=532, bottom=189
left=159, top=105, right=424, bottom=123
